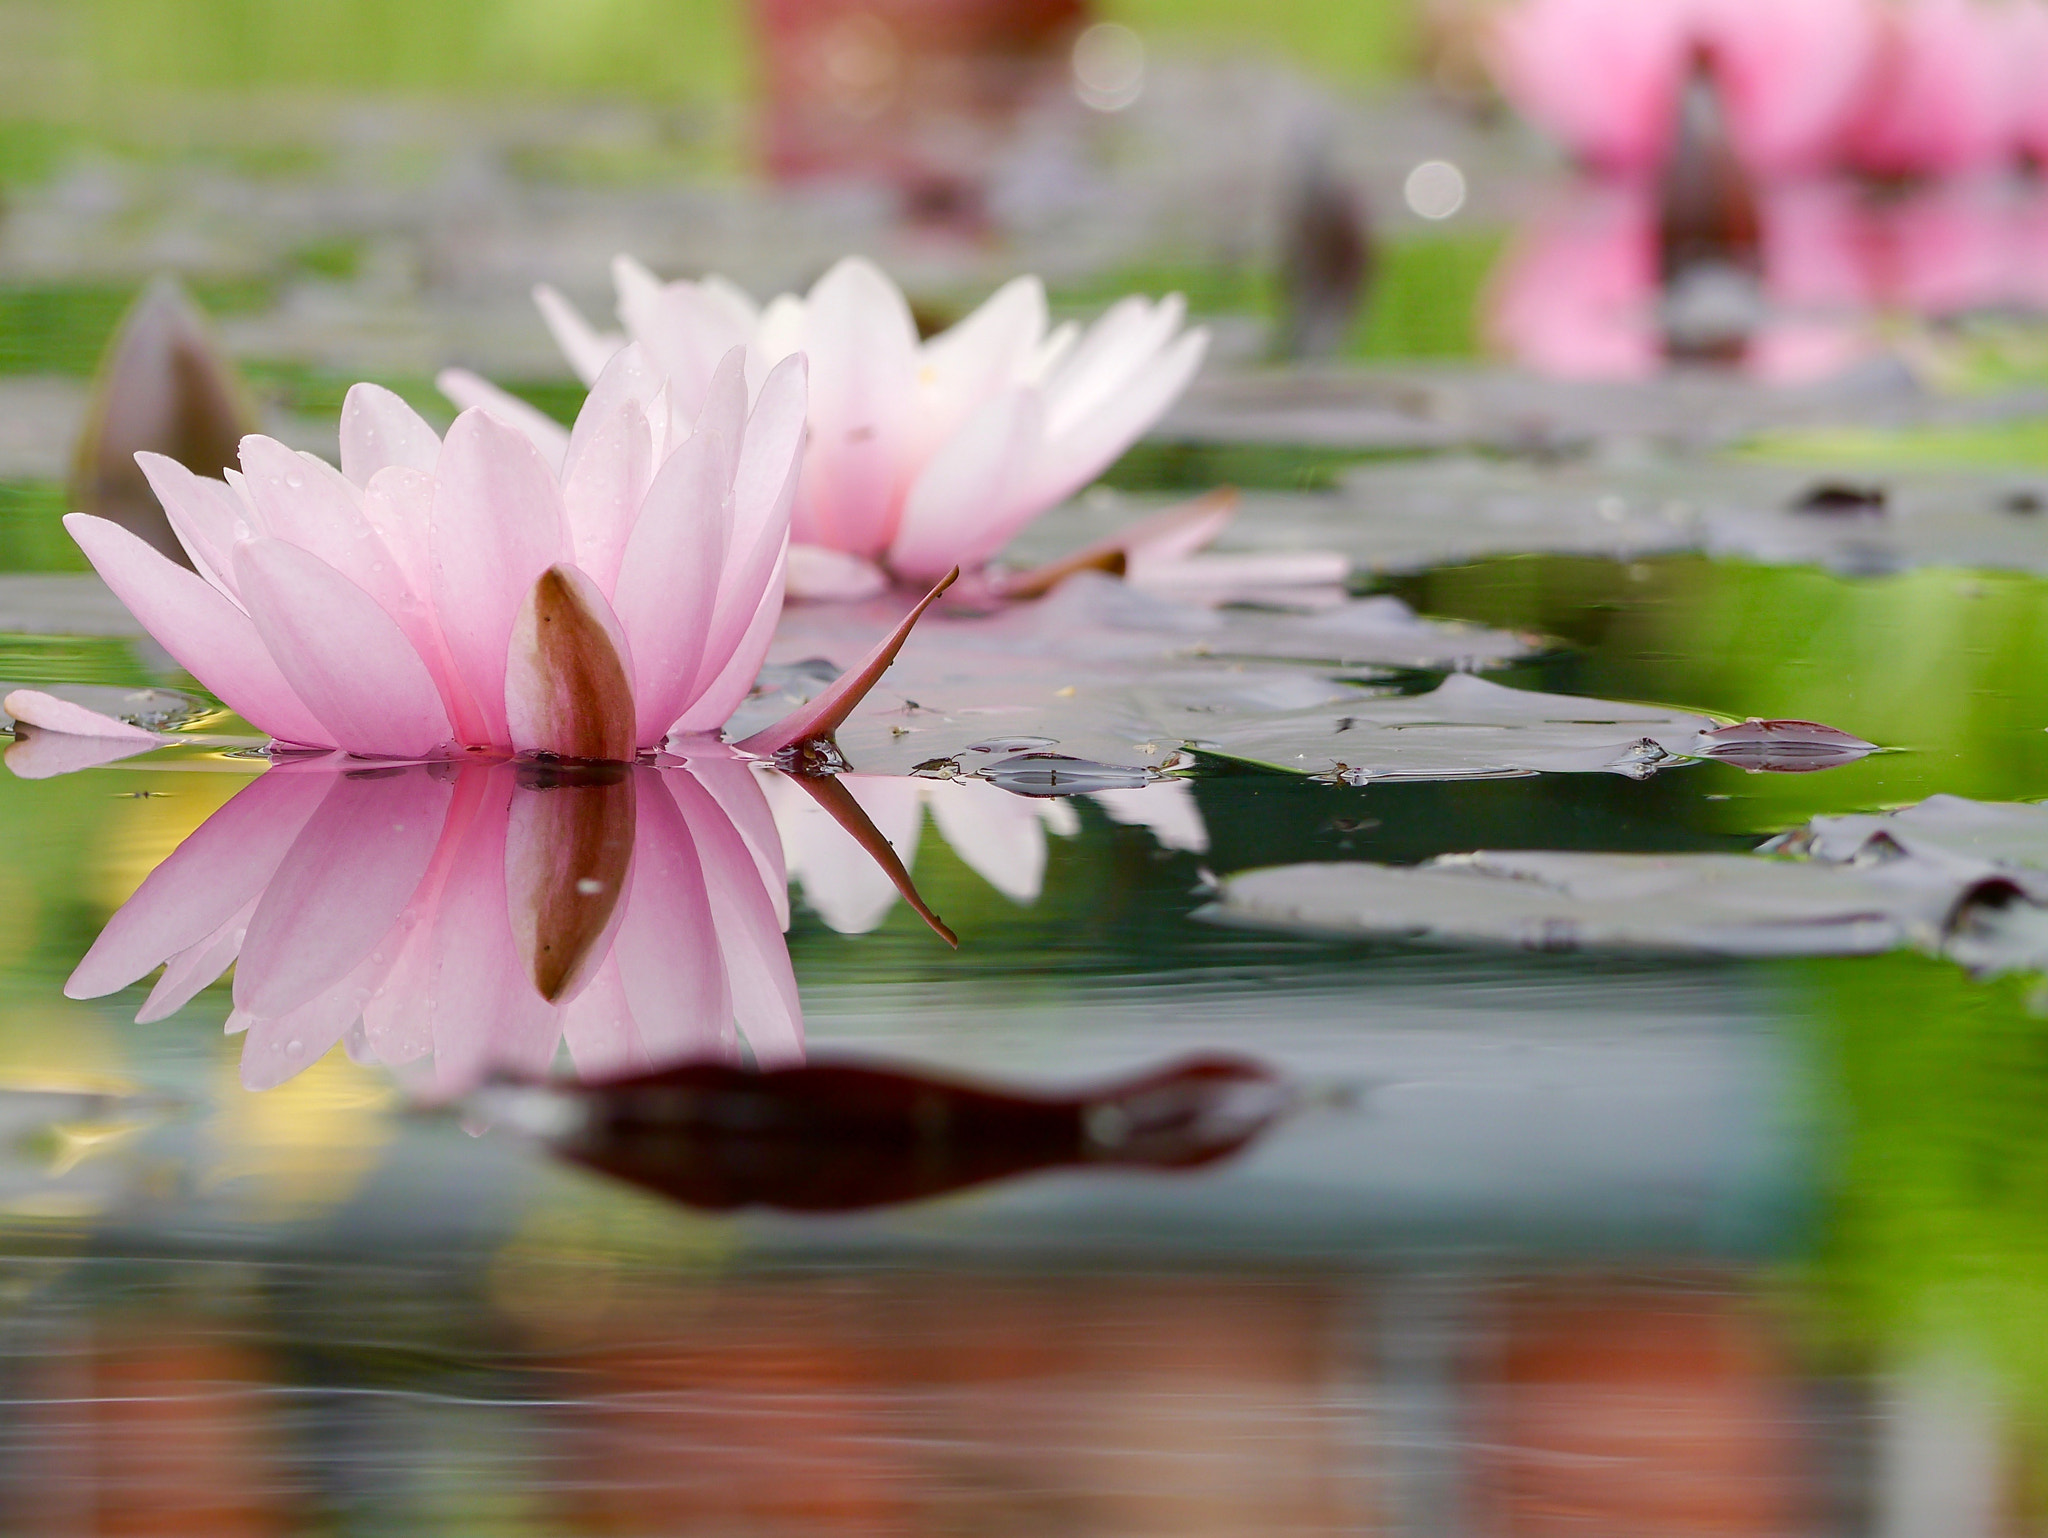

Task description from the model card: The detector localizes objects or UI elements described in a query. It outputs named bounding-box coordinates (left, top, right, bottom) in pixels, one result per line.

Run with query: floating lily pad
left=1211, top=794, right=2048, bottom=977
left=750, top=575, right=1870, bottom=783
left=1188, top=457, right=2048, bottom=580
left=1210, top=850, right=1955, bottom=957
left=1156, top=362, right=2048, bottom=458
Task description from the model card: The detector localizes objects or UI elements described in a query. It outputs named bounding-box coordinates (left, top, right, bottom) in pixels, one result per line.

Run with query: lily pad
left=750, top=576, right=1871, bottom=783
left=1151, top=457, right=2048, bottom=581
left=1210, top=794, right=2048, bottom=977
left=1210, top=849, right=1955, bottom=957
left=1156, top=361, right=2048, bottom=458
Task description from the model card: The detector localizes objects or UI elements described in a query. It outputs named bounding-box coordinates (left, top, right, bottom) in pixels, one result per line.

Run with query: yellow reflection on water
left=205, top=1045, right=394, bottom=1220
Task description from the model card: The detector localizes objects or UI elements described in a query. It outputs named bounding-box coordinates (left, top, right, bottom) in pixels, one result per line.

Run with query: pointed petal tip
left=737, top=567, right=957, bottom=758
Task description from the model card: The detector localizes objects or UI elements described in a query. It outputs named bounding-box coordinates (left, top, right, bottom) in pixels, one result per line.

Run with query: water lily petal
left=134, top=452, right=249, bottom=602
left=534, top=283, right=624, bottom=387
left=135, top=894, right=254, bottom=1023
left=612, top=424, right=727, bottom=743
left=615, top=261, right=752, bottom=421
left=888, top=387, right=1046, bottom=579
left=794, top=256, right=919, bottom=557
left=613, top=768, right=730, bottom=1063
left=560, top=344, right=660, bottom=594
left=66, top=765, right=331, bottom=998
left=668, top=554, right=786, bottom=735
left=2, top=688, right=157, bottom=743
left=915, top=275, right=1048, bottom=447
left=665, top=768, right=802, bottom=1065
left=1027, top=326, right=1208, bottom=513
left=435, top=368, right=571, bottom=473
left=234, top=537, right=454, bottom=759
left=64, top=513, right=334, bottom=747
left=234, top=767, right=453, bottom=1018
left=338, top=383, right=441, bottom=485
left=786, top=544, right=888, bottom=601
left=430, top=408, right=569, bottom=748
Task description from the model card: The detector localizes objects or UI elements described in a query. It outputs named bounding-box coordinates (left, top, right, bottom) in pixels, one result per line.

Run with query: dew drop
left=284, top=471, right=305, bottom=489
left=286, top=1039, right=304, bottom=1055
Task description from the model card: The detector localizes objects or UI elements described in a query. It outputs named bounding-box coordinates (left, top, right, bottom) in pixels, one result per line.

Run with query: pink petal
left=611, top=422, right=727, bottom=743
left=360, top=465, right=436, bottom=602
left=612, top=769, right=731, bottom=1063
left=238, top=983, right=364, bottom=1091
left=4, top=730, right=158, bottom=779
left=668, top=554, right=785, bottom=735
left=916, top=276, right=1048, bottom=442
left=233, top=767, right=454, bottom=1018
left=430, top=408, right=569, bottom=748
left=137, top=895, right=255, bottom=1023
left=66, top=766, right=331, bottom=998
left=504, top=564, right=638, bottom=762
left=425, top=769, right=560, bottom=1094
left=236, top=437, right=425, bottom=642
left=698, top=353, right=805, bottom=666
left=559, top=345, right=659, bottom=594
left=64, top=513, right=334, bottom=747
left=665, top=768, right=802, bottom=1066
left=1026, top=327, right=1208, bottom=518
left=535, top=283, right=624, bottom=387
left=682, top=748, right=790, bottom=929
left=786, top=544, right=888, bottom=601
left=234, top=537, right=454, bottom=759
left=134, top=453, right=248, bottom=601
left=559, top=950, right=648, bottom=1079
left=3, top=689, right=157, bottom=743
left=738, top=569, right=955, bottom=756
left=618, top=266, right=753, bottom=422
left=435, top=368, right=571, bottom=473
left=338, top=383, right=441, bottom=485
left=1042, top=295, right=1187, bottom=438
left=793, top=257, right=919, bottom=557
left=888, top=388, right=1047, bottom=579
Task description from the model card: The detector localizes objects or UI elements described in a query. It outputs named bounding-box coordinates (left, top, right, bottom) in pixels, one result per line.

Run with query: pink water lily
left=64, top=752, right=803, bottom=1093
left=62, top=343, right=943, bottom=763
left=468, top=254, right=1215, bottom=595
left=1486, top=0, right=1878, bottom=177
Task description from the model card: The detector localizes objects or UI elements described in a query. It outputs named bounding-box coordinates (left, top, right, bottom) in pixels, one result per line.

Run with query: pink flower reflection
left=1484, top=179, right=1872, bottom=382
left=1485, top=0, right=1877, bottom=177
left=65, top=750, right=806, bottom=1094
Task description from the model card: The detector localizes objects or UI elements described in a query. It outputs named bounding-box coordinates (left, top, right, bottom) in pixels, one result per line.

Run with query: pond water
left=0, top=493, right=2043, bottom=1534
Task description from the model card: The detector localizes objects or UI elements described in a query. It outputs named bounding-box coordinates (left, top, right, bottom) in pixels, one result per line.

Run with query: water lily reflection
left=769, top=772, right=1206, bottom=934
left=65, top=752, right=809, bottom=1094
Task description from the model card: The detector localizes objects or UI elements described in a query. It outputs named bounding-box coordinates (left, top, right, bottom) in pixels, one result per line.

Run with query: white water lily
left=446, top=255, right=1214, bottom=596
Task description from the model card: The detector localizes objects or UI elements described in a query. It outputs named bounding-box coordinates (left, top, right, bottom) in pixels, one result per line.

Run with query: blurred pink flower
left=68, top=346, right=835, bottom=760
left=1486, top=0, right=1877, bottom=177
left=522, top=255, right=1212, bottom=592
left=1841, top=0, right=2010, bottom=178
left=63, top=753, right=802, bottom=1093
left=1484, top=180, right=1873, bottom=381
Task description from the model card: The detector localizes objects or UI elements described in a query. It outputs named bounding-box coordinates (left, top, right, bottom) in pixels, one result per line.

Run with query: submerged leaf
left=522, top=1053, right=1288, bottom=1213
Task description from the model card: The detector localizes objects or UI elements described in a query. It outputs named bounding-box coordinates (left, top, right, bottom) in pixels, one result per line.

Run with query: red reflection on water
left=751, top=0, right=1089, bottom=230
